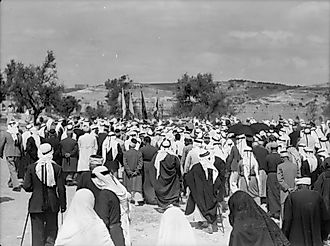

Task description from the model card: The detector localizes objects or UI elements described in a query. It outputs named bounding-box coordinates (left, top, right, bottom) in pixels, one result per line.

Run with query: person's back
left=140, top=143, right=158, bottom=162
left=55, top=189, right=114, bottom=246
left=95, top=189, right=125, bottom=246
left=282, top=182, right=330, bottom=246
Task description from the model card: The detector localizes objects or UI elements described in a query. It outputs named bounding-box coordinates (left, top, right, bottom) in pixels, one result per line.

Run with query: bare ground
left=0, top=159, right=231, bottom=246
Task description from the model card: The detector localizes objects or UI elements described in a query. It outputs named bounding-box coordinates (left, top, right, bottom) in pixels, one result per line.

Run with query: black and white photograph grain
left=0, top=0, right=330, bottom=245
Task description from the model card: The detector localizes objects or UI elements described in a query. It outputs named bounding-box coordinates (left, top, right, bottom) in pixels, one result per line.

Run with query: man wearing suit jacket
left=277, top=151, right=299, bottom=220
left=0, top=120, right=23, bottom=191
left=23, top=143, right=66, bottom=246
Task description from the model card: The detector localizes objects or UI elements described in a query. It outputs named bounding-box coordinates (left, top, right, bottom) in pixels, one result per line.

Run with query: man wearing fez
left=122, top=138, right=144, bottom=205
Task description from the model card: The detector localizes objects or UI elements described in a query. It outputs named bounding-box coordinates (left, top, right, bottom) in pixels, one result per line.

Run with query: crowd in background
left=1, top=115, right=330, bottom=246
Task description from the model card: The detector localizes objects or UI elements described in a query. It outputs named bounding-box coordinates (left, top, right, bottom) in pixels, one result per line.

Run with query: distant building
left=74, top=84, right=89, bottom=89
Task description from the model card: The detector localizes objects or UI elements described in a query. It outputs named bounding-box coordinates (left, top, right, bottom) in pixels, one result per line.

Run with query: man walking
left=0, top=120, right=23, bottom=191
left=23, top=143, right=67, bottom=246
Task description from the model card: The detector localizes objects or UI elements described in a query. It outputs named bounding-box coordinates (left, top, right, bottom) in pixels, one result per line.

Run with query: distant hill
left=65, top=80, right=329, bottom=121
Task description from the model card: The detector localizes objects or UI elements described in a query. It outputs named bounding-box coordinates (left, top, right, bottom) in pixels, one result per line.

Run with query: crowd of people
left=1, top=115, right=330, bottom=246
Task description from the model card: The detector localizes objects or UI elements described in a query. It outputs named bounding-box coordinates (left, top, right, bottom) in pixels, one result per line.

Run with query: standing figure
left=140, top=136, right=158, bottom=205
left=0, top=120, right=23, bottom=191
left=93, top=166, right=130, bottom=246
left=282, top=177, right=330, bottom=246
left=55, top=189, right=114, bottom=246
left=185, top=151, right=223, bottom=234
left=265, top=144, right=282, bottom=220
left=23, top=143, right=67, bottom=246
left=77, top=124, right=98, bottom=174
left=300, top=147, right=320, bottom=186
left=44, top=129, right=62, bottom=166
left=59, top=125, right=79, bottom=185
left=102, top=132, right=123, bottom=177
left=238, top=147, right=261, bottom=205
left=314, top=157, right=330, bottom=213
left=152, top=139, right=181, bottom=210
left=276, top=151, right=298, bottom=220
left=122, top=138, right=144, bottom=205
left=228, top=191, right=290, bottom=246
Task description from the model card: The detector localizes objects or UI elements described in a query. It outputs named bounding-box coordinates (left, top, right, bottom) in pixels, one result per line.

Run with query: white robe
left=77, top=133, right=97, bottom=172
left=55, top=189, right=114, bottom=246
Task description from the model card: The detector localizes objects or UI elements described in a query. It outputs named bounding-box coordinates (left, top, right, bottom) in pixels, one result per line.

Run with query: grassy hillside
left=64, top=80, right=329, bottom=121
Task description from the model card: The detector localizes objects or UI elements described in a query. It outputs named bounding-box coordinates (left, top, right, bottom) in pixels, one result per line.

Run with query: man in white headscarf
left=185, top=150, right=222, bottom=234
left=0, top=120, right=23, bottom=191
left=152, top=139, right=181, bottom=211
left=183, top=138, right=203, bottom=174
left=23, top=143, right=67, bottom=246
left=102, top=132, right=123, bottom=178
left=300, top=147, right=320, bottom=186
left=92, top=166, right=130, bottom=246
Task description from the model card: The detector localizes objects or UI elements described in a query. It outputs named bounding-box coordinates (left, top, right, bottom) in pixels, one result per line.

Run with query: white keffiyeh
left=35, top=149, right=56, bottom=187
left=199, top=154, right=218, bottom=183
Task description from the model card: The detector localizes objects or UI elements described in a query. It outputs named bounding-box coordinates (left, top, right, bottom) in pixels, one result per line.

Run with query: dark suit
left=23, top=162, right=66, bottom=246
left=59, top=137, right=78, bottom=173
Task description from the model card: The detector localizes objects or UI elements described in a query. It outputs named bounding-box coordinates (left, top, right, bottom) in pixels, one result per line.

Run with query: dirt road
left=0, top=159, right=231, bottom=246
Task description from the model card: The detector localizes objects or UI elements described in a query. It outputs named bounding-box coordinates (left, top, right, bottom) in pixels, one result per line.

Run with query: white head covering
left=30, top=127, right=41, bottom=148
left=92, top=166, right=131, bottom=246
left=154, top=139, right=174, bottom=179
left=36, top=143, right=56, bottom=187
left=157, top=206, right=196, bottom=246
left=55, top=189, right=114, bottom=246
left=295, top=177, right=311, bottom=186
left=7, top=121, right=19, bottom=142
left=199, top=151, right=218, bottom=183
left=304, top=148, right=318, bottom=173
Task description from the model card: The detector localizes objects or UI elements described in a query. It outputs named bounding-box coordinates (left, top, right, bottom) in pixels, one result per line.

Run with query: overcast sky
left=1, top=0, right=329, bottom=86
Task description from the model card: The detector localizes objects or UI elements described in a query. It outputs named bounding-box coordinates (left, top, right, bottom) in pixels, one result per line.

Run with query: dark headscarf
left=228, top=191, right=290, bottom=246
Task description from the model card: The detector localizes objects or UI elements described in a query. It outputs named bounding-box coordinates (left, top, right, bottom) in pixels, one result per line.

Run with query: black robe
left=229, top=191, right=290, bottom=246
left=151, top=153, right=181, bottom=208
left=314, top=168, right=330, bottom=212
left=104, top=143, right=123, bottom=174
left=185, top=162, right=223, bottom=224
left=282, top=188, right=330, bottom=246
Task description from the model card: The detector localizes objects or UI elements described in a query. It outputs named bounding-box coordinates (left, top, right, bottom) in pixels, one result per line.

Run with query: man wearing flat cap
left=282, top=177, right=330, bottom=246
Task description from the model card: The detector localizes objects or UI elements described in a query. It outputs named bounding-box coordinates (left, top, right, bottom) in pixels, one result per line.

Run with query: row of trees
left=1, top=51, right=80, bottom=123
left=0, top=51, right=236, bottom=122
